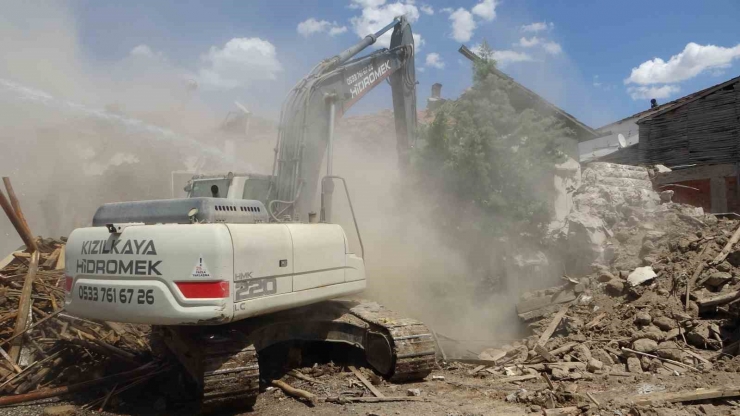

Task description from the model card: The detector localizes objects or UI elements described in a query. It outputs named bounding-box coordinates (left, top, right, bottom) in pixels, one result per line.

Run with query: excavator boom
left=270, top=17, right=417, bottom=221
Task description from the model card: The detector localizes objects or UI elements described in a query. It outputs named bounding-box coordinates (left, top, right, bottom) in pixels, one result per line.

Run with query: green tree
left=414, top=40, right=574, bottom=238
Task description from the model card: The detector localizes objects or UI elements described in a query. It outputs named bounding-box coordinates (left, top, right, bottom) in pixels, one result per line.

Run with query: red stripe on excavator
left=175, top=281, right=230, bottom=299
left=340, top=66, right=399, bottom=116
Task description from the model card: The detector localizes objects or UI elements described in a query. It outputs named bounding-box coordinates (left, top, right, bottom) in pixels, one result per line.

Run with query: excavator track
left=349, top=301, right=437, bottom=381
left=159, top=327, right=259, bottom=414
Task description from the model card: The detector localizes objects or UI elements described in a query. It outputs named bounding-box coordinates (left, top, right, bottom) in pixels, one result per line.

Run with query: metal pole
left=322, top=95, right=337, bottom=223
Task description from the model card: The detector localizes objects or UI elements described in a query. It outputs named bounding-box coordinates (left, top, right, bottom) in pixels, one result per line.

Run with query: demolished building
left=583, top=75, right=740, bottom=214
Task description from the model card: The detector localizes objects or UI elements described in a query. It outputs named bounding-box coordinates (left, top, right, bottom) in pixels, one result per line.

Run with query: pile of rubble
left=455, top=163, right=740, bottom=411
left=0, top=179, right=165, bottom=413
left=0, top=235, right=165, bottom=411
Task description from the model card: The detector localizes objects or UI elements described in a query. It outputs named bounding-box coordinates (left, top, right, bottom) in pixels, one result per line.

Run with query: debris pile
left=0, top=178, right=163, bottom=412
left=0, top=236, right=165, bottom=411
left=463, top=208, right=740, bottom=410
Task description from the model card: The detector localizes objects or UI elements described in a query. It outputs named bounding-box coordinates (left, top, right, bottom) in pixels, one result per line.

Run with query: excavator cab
left=184, top=172, right=274, bottom=206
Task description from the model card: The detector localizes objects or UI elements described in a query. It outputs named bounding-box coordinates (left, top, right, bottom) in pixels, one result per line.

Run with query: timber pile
left=0, top=178, right=162, bottom=412
left=459, top=214, right=740, bottom=410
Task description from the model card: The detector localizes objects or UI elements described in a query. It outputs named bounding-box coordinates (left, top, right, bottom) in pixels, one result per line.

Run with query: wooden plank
left=468, top=365, right=487, bottom=375
left=537, top=304, right=570, bottom=346
left=8, top=250, right=39, bottom=361
left=43, top=248, right=61, bottom=269
left=713, top=222, right=740, bottom=264
left=534, top=344, right=556, bottom=363
left=491, top=373, right=539, bottom=383
left=516, top=290, right=576, bottom=315
left=697, top=290, right=740, bottom=308
left=348, top=366, right=384, bottom=398
left=55, top=245, right=65, bottom=270
left=584, top=312, right=607, bottom=329
left=633, top=387, right=740, bottom=406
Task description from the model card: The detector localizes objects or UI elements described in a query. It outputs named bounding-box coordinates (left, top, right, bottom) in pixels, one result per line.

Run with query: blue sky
left=7, top=0, right=740, bottom=128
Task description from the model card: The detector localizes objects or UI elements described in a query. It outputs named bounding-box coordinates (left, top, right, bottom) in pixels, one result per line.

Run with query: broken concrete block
left=572, top=344, right=591, bottom=362
left=627, top=266, right=657, bottom=286
left=632, top=338, right=658, bottom=353
left=43, top=406, right=78, bottom=416
left=574, top=283, right=586, bottom=293
left=591, top=349, right=614, bottom=366
left=635, top=311, right=652, bottom=325
left=717, top=261, right=732, bottom=272
left=587, top=358, right=603, bottom=372
left=652, top=316, right=677, bottom=331
left=640, top=356, right=652, bottom=371
left=705, top=272, right=732, bottom=288
left=659, top=190, right=674, bottom=203
left=407, top=388, right=421, bottom=397
left=606, top=280, right=625, bottom=296
left=686, top=322, right=720, bottom=349
left=627, top=357, right=643, bottom=373
left=550, top=367, right=569, bottom=380
left=598, top=272, right=615, bottom=282
left=656, top=341, right=684, bottom=362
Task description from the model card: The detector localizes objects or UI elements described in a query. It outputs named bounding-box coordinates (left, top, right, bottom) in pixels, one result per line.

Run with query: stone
left=659, top=190, right=674, bottom=203
left=686, top=322, right=714, bottom=349
left=407, top=388, right=421, bottom=397
left=606, top=280, right=624, bottom=296
left=633, top=338, right=658, bottom=353
left=727, top=250, right=740, bottom=267
left=572, top=344, right=591, bottom=361
left=717, top=261, right=732, bottom=272
left=574, top=283, right=586, bottom=293
left=635, top=312, right=652, bottom=325
left=587, top=358, right=604, bottom=372
left=640, top=356, right=652, bottom=371
left=642, top=240, right=657, bottom=253
left=705, top=272, right=732, bottom=288
left=652, top=316, right=676, bottom=331
left=591, top=349, right=614, bottom=366
left=627, top=357, right=643, bottom=373
left=677, top=239, right=692, bottom=253
left=43, top=406, right=78, bottom=416
left=627, top=266, right=657, bottom=286
left=550, top=367, right=569, bottom=380
left=598, top=272, right=615, bottom=282
left=656, top=341, right=683, bottom=362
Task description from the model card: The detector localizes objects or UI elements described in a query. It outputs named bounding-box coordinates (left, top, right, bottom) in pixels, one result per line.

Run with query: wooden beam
left=713, top=222, right=740, bottom=265
left=632, top=387, right=740, bottom=406
left=697, top=290, right=740, bottom=308
left=534, top=344, right=556, bottom=363
left=348, top=366, right=384, bottom=398
left=653, top=164, right=737, bottom=185
left=8, top=250, right=39, bottom=362
left=537, top=304, right=570, bottom=346
left=55, top=245, right=66, bottom=270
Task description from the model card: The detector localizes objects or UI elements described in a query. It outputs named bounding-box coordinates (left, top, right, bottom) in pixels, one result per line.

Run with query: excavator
left=63, top=17, right=435, bottom=412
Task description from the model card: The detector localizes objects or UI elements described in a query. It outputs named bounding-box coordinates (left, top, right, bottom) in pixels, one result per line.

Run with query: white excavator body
left=64, top=200, right=365, bottom=325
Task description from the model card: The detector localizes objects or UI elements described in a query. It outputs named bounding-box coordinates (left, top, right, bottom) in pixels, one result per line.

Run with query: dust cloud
left=0, top=3, right=559, bottom=351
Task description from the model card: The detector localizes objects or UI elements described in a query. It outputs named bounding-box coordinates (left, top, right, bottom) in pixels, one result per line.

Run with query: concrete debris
left=627, top=266, right=657, bottom=286
left=632, top=339, right=659, bottom=353
left=42, top=405, right=78, bottom=416
left=407, top=389, right=422, bottom=397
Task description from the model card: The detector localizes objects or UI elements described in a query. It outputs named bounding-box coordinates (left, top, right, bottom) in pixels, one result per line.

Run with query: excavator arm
left=268, top=17, right=417, bottom=222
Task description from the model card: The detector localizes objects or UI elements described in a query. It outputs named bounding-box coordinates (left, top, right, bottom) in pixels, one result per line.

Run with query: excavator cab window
left=242, top=178, right=271, bottom=205
left=190, top=179, right=231, bottom=198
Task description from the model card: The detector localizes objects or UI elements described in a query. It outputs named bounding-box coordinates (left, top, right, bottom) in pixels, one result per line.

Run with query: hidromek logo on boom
left=77, top=239, right=162, bottom=276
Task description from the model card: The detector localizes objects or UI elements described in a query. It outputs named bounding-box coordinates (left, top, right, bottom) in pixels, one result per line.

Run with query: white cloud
left=491, top=50, right=534, bottom=66
left=198, top=37, right=282, bottom=89
left=440, top=7, right=454, bottom=13
left=518, top=36, right=540, bottom=48
left=542, top=41, right=562, bottom=55
left=471, top=0, right=497, bottom=21
left=449, top=8, right=476, bottom=42
left=350, top=0, right=387, bottom=8
left=130, top=44, right=155, bottom=58
left=329, top=26, right=348, bottom=36
left=521, top=21, right=553, bottom=33
left=627, top=84, right=681, bottom=100
left=425, top=52, right=445, bottom=69
left=349, top=1, right=422, bottom=48
left=625, top=42, right=740, bottom=85
left=297, top=18, right=347, bottom=37
left=418, top=66, right=425, bottom=73
left=420, top=4, right=434, bottom=15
